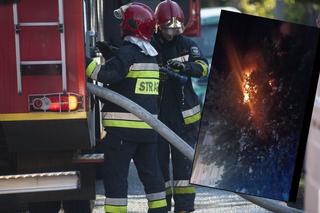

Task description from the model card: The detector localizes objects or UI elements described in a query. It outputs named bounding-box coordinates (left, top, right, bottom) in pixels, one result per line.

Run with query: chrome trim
left=19, top=22, right=59, bottom=26
left=13, top=3, right=22, bottom=95
left=58, top=0, right=67, bottom=92
left=21, top=60, right=62, bottom=65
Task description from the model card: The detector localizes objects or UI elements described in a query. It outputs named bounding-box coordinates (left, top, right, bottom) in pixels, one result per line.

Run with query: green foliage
left=283, top=0, right=305, bottom=23
left=240, top=0, right=276, bottom=18
left=234, top=0, right=320, bottom=25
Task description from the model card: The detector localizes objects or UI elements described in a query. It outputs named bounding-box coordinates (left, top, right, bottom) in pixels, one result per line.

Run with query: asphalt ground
left=93, top=162, right=272, bottom=213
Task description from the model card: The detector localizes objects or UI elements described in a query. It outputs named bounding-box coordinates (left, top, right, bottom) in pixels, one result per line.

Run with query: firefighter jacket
left=152, top=33, right=209, bottom=126
left=86, top=41, right=160, bottom=142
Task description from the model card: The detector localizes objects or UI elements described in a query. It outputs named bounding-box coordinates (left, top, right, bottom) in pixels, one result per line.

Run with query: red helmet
left=154, top=0, right=185, bottom=36
left=115, top=3, right=155, bottom=41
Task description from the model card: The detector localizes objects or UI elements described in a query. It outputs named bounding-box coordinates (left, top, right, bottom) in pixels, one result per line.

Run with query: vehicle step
left=0, top=171, right=79, bottom=195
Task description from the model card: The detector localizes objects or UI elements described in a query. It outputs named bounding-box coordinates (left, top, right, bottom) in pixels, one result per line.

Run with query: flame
left=224, top=37, right=268, bottom=139
left=243, top=72, right=252, bottom=104
left=242, top=70, right=258, bottom=104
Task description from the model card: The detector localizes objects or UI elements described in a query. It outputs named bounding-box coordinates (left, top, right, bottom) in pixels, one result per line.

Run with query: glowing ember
left=243, top=72, right=251, bottom=104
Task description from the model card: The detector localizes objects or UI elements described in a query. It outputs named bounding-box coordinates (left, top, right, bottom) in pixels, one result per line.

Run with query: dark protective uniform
left=87, top=41, right=167, bottom=213
left=152, top=33, right=209, bottom=212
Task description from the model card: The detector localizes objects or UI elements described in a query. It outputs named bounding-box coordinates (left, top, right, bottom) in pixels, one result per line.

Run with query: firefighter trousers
left=102, top=134, right=167, bottom=213
left=157, top=124, right=197, bottom=212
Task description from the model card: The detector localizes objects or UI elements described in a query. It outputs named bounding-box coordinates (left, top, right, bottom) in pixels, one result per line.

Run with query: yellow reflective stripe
left=173, top=186, right=196, bottom=194
left=0, top=112, right=87, bottom=121
left=135, top=79, right=159, bottom=95
left=104, top=205, right=127, bottom=213
left=86, top=60, right=97, bottom=77
left=184, top=112, right=201, bottom=125
left=195, top=60, right=209, bottom=77
left=126, top=71, right=159, bottom=78
left=148, top=199, right=167, bottom=209
left=102, top=120, right=152, bottom=129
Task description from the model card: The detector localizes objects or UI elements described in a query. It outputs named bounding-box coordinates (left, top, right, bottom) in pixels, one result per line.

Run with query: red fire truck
left=0, top=0, right=200, bottom=212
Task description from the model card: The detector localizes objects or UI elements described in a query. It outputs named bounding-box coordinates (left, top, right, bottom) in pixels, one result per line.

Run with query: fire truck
left=0, top=0, right=200, bottom=212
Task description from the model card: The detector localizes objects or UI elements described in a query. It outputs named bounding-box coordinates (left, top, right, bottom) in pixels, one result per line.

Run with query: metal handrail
left=87, top=82, right=303, bottom=213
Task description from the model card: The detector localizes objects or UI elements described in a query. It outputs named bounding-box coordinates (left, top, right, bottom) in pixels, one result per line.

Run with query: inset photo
left=191, top=10, right=320, bottom=201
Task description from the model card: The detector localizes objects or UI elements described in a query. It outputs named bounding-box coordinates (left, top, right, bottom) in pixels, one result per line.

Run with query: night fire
left=243, top=72, right=251, bottom=104
left=242, top=71, right=257, bottom=104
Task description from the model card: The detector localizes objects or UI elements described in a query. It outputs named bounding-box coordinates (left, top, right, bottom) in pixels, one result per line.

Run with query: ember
left=242, top=71, right=257, bottom=104
left=243, top=72, right=251, bottom=104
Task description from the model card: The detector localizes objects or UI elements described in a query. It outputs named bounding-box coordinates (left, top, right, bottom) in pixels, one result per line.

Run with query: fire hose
left=87, top=82, right=303, bottom=213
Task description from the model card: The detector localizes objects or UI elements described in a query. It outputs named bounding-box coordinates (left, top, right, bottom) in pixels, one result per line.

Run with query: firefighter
left=152, top=0, right=209, bottom=212
left=86, top=3, right=167, bottom=213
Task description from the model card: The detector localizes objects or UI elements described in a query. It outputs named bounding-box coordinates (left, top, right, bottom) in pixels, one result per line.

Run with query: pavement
left=93, top=162, right=271, bottom=213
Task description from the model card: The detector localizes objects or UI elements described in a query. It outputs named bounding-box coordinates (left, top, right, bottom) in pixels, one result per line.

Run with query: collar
left=123, top=36, right=158, bottom=56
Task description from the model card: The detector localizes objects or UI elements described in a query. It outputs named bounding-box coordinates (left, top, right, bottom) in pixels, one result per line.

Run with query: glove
left=96, top=41, right=118, bottom=60
left=167, top=60, right=185, bottom=72
left=159, top=67, right=168, bottom=81
left=160, top=66, right=187, bottom=85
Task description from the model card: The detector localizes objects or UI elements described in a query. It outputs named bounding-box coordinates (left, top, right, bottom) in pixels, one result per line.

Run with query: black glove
left=167, top=60, right=186, bottom=72
left=160, top=66, right=187, bottom=85
left=96, top=41, right=118, bottom=60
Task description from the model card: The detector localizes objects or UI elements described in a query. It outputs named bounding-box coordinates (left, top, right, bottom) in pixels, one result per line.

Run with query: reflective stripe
left=183, top=104, right=201, bottom=125
left=173, top=186, right=196, bottom=194
left=126, top=71, right=159, bottom=78
left=103, top=112, right=157, bottom=121
left=165, top=181, right=172, bottom=195
left=129, top=63, right=159, bottom=71
left=195, top=59, right=209, bottom=77
left=104, top=205, right=127, bottom=213
left=102, top=112, right=156, bottom=129
left=173, top=180, right=191, bottom=187
left=165, top=181, right=172, bottom=188
left=135, top=79, right=159, bottom=95
left=105, top=197, right=127, bottom=206
left=86, top=60, right=97, bottom=77
left=102, top=120, right=152, bottom=129
left=170, top=54, right=189, bottom=62
left=148, top=199, right=167, bottom=209
left=86, top=58, right=101, bottom=80
left=182, top=105, right=201, bottom=118
left=184, top=112, right=201, bottom=125
left=146, top=191, right=166, bottom=201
